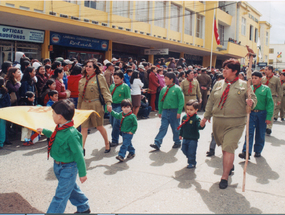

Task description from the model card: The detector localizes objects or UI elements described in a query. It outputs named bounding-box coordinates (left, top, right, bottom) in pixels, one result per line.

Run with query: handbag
left=10, top=92, right=17, bottom=104
left=96, top=75, right=105, bottom=106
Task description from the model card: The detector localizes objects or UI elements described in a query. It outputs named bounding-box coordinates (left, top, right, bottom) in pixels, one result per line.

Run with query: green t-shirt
left=110, top=110, right=138, bottom=134
left=158, top=84, right=185, bottom=114
left=109, top=83, right=131, bottom=104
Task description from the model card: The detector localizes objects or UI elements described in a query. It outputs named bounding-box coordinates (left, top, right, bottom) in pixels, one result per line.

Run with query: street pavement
left=0, top=111, right=285, bottom=214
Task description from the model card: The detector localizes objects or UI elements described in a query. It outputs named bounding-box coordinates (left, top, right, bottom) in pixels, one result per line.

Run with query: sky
left=248, top=1, right=285, bottom=44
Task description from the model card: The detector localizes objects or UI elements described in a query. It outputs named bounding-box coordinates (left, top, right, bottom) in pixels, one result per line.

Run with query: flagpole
left=210, top=9, right=215, bottom=69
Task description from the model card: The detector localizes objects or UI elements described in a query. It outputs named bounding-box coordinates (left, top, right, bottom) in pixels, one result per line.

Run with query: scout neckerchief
left=82, top=73, right=96, bottom=99
left=218, top=77, right=239, bottom=110
left=187, top=78, right=193, bottom=94
left=120, top=111, right=132, bottom=131
left=281, top=80, right=285, bottom=85
left=111, top=82, right=123, bottom=96
left=253, top=84, right=262, bottom=93
left=265, top=75, right=273, bottom=86
left=177, top=113, right=196, bottom=130
left=161, top=83, right=175, bottom=102
left=48, top=120, right=74, bottom=159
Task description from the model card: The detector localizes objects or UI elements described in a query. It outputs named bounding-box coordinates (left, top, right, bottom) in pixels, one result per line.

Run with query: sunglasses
left=87, top=65, right=93, bottom=68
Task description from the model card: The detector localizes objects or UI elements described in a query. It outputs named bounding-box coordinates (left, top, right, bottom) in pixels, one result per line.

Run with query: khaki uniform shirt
left=180, top=78, right=201, bottom=100
left=204, top=79, right=257, bottom=119
left=78, top=74, right=112, bottom=110
left=262, top=75, right=282, bottom=102
left=104, top=69, right=113, bottom=88
left=197, top=73, right=211, bottom=90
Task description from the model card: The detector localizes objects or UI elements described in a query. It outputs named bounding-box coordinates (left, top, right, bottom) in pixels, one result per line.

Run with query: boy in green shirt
left=239, top=71, right=274, bottom=159
left=150, top=72, right=185, bottom=150
left=109, top=71, right=131, bottom=148
left=108, top=99, right=138, bottom=162
left=37, top=100, right=90, bottom=213
left=178, top=100, right=205, bottom=168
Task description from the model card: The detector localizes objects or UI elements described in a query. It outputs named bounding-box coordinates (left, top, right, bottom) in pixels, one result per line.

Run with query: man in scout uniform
left=274, top=71, right=285, bottom=121
left=150, top=72, right=184, bottom=150
left=239, top=71, right=274, bottom=159
left=197, top=68, right=211, bottom=111
left=104, top=62, right=114, bottom=88
left=262, top=66, right=282, bottom=135
left=109, top=71, right=131, bottom=147
left=180, top=70, right=201, bottom=110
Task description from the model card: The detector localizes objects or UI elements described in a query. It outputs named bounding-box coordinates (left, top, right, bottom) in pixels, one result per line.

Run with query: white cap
left=111, top=57, right=118, bottom=62
left=32, top=62, right=42, bottom=70
left=188, top=65, right=193, bottom=70
left=64, top=59, right=73, bottom=64
left=103, top=59, right=110, bottom=65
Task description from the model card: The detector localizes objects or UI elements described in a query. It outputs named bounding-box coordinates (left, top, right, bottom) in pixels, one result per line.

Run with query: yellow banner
left=0, top=106, right=99, bottom=132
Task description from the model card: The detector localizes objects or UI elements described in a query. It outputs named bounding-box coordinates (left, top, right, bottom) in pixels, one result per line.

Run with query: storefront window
left=17, top=42, right=41, bottom=61
left=0, top=41, right=14, bottom=66
left=67, top=50, right=104, bottom=64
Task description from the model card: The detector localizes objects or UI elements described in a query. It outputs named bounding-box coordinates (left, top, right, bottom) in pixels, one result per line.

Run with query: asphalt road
left=1, top=112, right=285, bottom=214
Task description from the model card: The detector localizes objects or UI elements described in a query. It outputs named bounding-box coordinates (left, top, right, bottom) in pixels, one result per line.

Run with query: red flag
left=214, top=14, right=220, bottom=45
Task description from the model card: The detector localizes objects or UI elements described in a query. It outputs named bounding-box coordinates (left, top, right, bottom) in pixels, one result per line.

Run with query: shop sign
left=0, top=25, right=44, bottom=43
left=258, top=62, right=267, bottom=67
left=50, top=32, right=108, bottom=51
left=144, top=48, right=169, bottom=55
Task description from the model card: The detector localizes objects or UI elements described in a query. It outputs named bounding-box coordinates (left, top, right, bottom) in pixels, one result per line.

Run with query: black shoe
left=219, top=179, right=228, bottom=189
left=254, top=152, right=261, bottom=157
left=74, top=208, right=91, bottom=213
left=266, top=128, right=272, bottom=135
left=229, top=165, right=234, bottom=176
left=172, top=144, right=181, bottom=149
left=109, top=141, right=119, bottom=147
left=274, top=118, right=277, bottom=121
left=104, top=148, right=111, bottom=153
left=116, top=155, right=124, bottom=162
left=238, top=152, right=250, bottom=160
left=206, top=150, right=215, bottom=157
left=4, top=140, right=12, bottom=145
left=127, top=153, right=135, bottom=159
left=150, top=144, right=160, bottom=150
left=83, top=149, right=85, bottom=156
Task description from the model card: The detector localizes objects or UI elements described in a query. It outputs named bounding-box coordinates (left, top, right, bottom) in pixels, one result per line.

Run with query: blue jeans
left=242, top=110, right=267, bottom=155
left=119, top=133, right=135, bottom=158
left=109, top=103, right=122, bottom=144
left=181, top=139, right=198, bottom=165
left=47, top=162, right=89, bottom=213
left=154, top=109, right=181, bottom=148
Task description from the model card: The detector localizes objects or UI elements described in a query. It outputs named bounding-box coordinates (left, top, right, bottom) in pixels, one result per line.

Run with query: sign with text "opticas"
left=144, top=48, right=169, bottom=55
left=50, top=32, right=108, bottom=51
left=0, top=25, right=44, bottom=43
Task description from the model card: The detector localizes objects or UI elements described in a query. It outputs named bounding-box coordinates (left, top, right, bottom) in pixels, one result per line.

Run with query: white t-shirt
left=131, top=78, right=144, bottom=95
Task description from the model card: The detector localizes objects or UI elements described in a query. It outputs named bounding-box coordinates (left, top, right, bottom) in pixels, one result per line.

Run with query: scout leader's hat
left=252, top=71, right=262, bottom=78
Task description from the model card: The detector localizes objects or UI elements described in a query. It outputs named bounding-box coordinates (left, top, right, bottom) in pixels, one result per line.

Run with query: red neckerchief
left=48, top=120, right=74, bottom=160
left=161, top=83, right=175, bottom=102
left=82, top=73, right=96, bottom=99
left=120, top=111, right=132, bottom=131
left=281, top=80, right=285, bottom=85
left=265, top=75, right=273, bottom=86
left=111, top=82, right=123, bottom=96
left=218, top=77, right=239, bottom=109
left=177, top=113, right=196, bottom=130
left=253, top=84, right=262, bottom=93
left=187, top=78, right=193, bottom=94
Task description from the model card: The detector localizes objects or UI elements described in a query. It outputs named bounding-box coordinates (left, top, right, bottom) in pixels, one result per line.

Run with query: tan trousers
left=268, top=96, right=278, bottom=129
left=275, top=96, right=285, bottom=119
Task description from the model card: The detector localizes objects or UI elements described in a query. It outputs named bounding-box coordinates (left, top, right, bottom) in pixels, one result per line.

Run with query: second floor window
left=255, top=28, right=258, bottom=43
left=170, top=3, right=180, bottom=32
left=249, top=25, right=253, bottom=41
left=241, top=17, right=246, bottom=36
left=196, top=14, right=203, bottom=38
left=184, top=9, right=193, bottom=35
left=266, top=32, right=269, bottom=46
left=218, top=24, right=224, bottom=45
left=154, top=1, right=166, bottom=28
left=84, top=1, right=105, bottom=11
left=135, top=1, right=149, bottom=23
left=113, top=1, right=129, bottom=18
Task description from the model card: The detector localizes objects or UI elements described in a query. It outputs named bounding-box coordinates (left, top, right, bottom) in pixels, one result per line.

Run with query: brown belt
left=54, top=160, right=70, bottom=165
left=252, top=110, right=262, bottom=112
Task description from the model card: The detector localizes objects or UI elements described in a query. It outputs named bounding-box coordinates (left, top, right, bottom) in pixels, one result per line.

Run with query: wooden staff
left=242, top=46, right=256, bottom=192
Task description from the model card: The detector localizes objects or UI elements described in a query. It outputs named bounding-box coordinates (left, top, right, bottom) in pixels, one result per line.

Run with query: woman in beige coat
left=78, top=60, right=112, bottom=155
